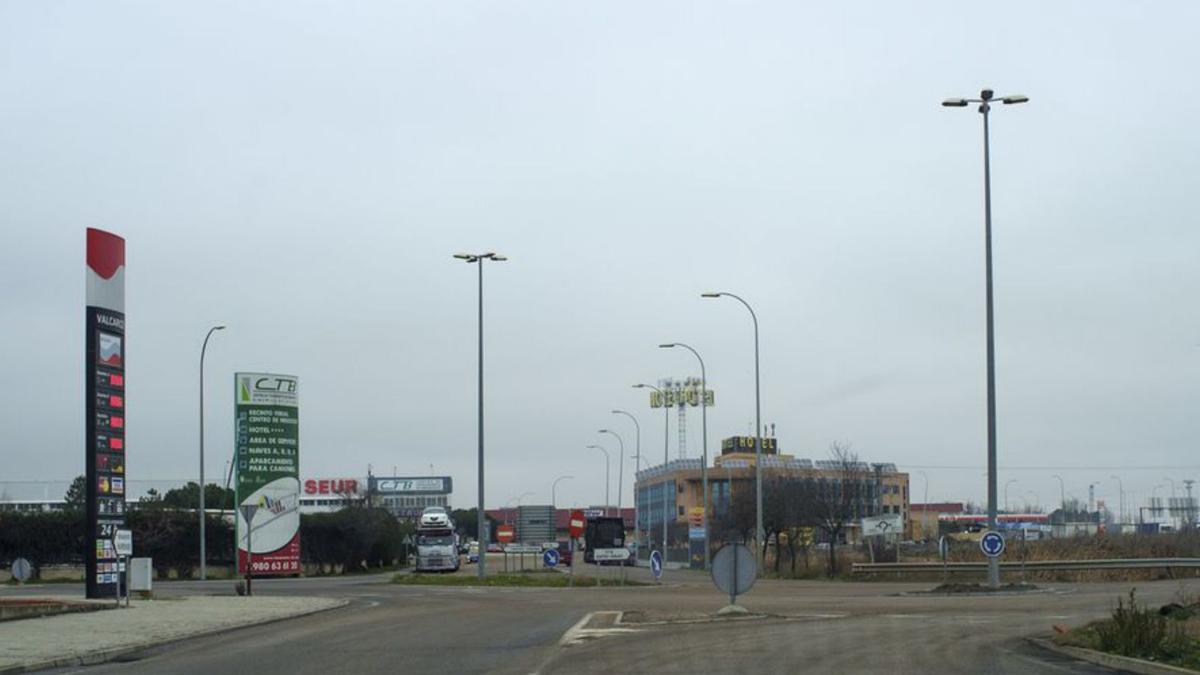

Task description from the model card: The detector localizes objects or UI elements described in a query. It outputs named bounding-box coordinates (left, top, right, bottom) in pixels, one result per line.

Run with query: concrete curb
left=0, top=598, right=351, bottom=675
left=1027, top=637, right=1198, bottom=675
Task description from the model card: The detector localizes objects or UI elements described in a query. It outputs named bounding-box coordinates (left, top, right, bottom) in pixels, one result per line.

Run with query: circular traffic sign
left=711, top=544, right=756, bottom=597
left=979, top=530, right=1006, bottom=558
left=649, top=550, right=663, bottom=580
left=10, top=557, right=32, bottom=583
left=938, top=535, right=949, bottom=561
left=542, top=548, right=560, bottom=568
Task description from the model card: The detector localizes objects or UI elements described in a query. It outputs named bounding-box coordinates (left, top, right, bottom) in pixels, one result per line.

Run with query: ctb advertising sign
left=234, top=373, right=301, bottom=576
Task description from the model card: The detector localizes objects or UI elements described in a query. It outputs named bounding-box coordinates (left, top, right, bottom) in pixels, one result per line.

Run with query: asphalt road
left=25, top=568, right=1199, bottom=675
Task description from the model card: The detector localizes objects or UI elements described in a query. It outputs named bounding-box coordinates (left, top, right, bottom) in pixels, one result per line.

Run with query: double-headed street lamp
left=453, top=251, right=507, bottom=579
left=633, top=383, right=670, bottom=556
left=942, top=88, right=1028, bottom=588
left=659, top=342, right=710, bottom=571
left=586, top=444, right=611, bottom=515
left=701, top=291, right=763, bottom=567
left=198, top=324, right=226, bottom=581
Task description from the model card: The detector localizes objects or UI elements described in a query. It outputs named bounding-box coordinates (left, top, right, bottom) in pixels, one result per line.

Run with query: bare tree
left=810, top=441, right=868, bottom=577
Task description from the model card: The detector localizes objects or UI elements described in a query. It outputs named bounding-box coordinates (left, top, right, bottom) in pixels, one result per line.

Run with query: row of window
left=382, top=495, right=447, bottom=508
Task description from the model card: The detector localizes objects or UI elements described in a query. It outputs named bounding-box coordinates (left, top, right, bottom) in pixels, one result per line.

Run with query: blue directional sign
left=649, top=550, right=663, bottom=580
left=543, top=548, right=560, bottom=568
left=979, top=530, right=1006, bottom=558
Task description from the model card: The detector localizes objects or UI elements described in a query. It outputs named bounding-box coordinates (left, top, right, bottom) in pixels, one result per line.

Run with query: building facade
left=634, top=436, right=911, bottom=553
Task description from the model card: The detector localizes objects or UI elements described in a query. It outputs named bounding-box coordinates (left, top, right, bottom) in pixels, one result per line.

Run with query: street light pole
left=1051, top=474, right=1065, bottom=513
left=702, top=291, right=763, bottom=569
left=598, top=430, right=625, bottom=523
left=198, top=324, right=225, bottom=581
left=660, top=342, right=710, bottom=571
left=586, top=445, right=611, bottom=516
left=634, top=383, right=671, bottom=559
left=942, top=88, right=1027, bottom=588
left=453, top=251, right=507, bottom=579
left=552, top=475, right=573, bottom=511
left=612, top=410, right=641, bottom=551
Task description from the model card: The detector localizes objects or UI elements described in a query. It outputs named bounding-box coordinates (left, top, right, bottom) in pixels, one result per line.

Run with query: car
left=554, top=540, right=573, bottom=566
left=467, top=542, right=479, bottom=564
left=486, top=543, right=503, bottom=553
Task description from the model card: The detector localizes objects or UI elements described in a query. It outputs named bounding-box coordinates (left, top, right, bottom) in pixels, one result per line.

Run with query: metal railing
left=853, top=558, right=1200, bottom=574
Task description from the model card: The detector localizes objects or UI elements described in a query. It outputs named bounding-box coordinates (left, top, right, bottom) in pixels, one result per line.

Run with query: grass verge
left=391, top=571, right=649, bottom=588
left=1055, top=588, right=1200, bottom=671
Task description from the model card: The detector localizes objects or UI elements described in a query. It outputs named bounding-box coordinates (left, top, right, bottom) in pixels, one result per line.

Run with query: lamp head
left=214, top=325, right=227, bottom=331
left=658, top=343, right=676, bottom=349
left=1001, top=95, right=1029, bottom=105
left=980, top=89, right=994, bottom=101
left=701, top=292, right=721, bottom=298
left=941, top=98, right=969, bottom=107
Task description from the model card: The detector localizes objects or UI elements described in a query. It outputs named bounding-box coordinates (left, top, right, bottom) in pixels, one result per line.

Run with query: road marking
left=557, top=611, right=639, bottom=647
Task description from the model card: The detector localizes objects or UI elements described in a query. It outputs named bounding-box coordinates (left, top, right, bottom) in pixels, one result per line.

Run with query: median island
left=392, top=571, right=648, bottom=588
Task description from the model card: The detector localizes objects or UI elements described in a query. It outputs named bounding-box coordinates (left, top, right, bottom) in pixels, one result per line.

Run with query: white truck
left=415, top=506, right=460, bottom=572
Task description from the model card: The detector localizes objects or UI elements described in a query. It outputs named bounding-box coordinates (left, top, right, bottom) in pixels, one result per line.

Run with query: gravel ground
left=0, top=595, right=347, bottom=671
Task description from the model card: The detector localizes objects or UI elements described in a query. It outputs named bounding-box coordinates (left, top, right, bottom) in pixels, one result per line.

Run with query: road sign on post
left=593, top=548, right=630, bottom=562
left=711, top=543, right=757, bottom=609
left=569, top=510, right=585, bottom=538
left=11, top=558, right=32, bottom=584
left=649, top=550, right=663, bottom=581
left=980, top=531, right=1005, bottom=558
left=497, top=524, right=515, bottom=544
left=114, top=529, right=132, bottom=557
left=543, top=548, right=559, bottom=568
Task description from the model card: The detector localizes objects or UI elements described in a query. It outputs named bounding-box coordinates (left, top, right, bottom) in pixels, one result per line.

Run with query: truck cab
left=415, top=507, right=460, bottom=572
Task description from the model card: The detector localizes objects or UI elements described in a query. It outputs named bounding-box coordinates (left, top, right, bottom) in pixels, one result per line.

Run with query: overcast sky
left=2, top=2, right=1197, bottom=513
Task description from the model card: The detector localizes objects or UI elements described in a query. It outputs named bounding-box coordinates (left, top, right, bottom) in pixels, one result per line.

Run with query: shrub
left=1096, top=589, right=1167, bottom=657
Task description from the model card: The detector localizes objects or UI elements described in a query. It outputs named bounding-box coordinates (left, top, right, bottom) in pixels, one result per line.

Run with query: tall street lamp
left=660, top=342, right=710, bottom=571
left=454, top=251, right=507, bottom=579
left=611, top=410, right=641, bottom=551
left=198, top=324, right=225, bottom=581
left=1004, top=479, right=1017, bottom=513
left=551, top=475, right=573, bottom=511
left=598, top=429, right=625, bottom=519
left=701, top=291, right=763, bottom=569
left=586, top=444, right=611, bottom=515
left=942, top=88, right=1028, bottom=588
left=633, top=383, right=670, bottom=557
left=1051, top=474, right=1066, bottom=513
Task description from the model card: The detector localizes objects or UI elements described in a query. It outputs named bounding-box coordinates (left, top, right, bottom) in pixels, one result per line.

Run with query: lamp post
left=198, top=324, right=225, bottom=581
left=633, top=383, right=670, bottom=558
left=1110, top=474, right=1125, bottom=526
left=551, top=475, right=573, bottom=510
left=611, top=410, right=641, bottom=551
left=586, top=444, right=611, bottom=515
left=1051, top=474, right=1066, bottom=513
left=453, top=251, right=507, bottom=579
left=660, top=342, right=710, bottom=571
left=701, top=291, right=763, bottom=568
left=942, top=88, right=1028, bottom=588
left=1004, top=479, right=1017, bottom=513
left=598, top=430, right=625, bottom=519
